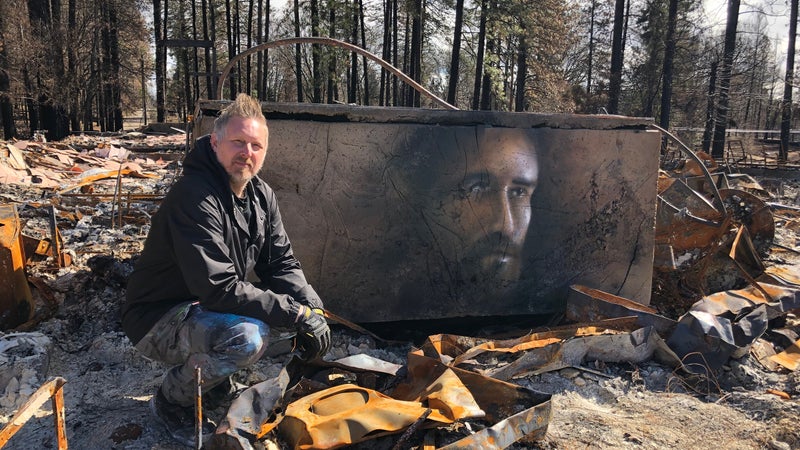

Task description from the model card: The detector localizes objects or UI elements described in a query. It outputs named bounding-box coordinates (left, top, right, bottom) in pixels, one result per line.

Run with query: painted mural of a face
left=393, top=127, right=539, bottom=311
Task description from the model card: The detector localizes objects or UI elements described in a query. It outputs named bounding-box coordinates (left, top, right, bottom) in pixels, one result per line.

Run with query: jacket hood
left=184, top=135, right=231, bottom=192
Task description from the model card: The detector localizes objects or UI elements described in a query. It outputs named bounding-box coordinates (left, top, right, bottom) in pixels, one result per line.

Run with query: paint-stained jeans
left=134, top=302, right=270, bottom=407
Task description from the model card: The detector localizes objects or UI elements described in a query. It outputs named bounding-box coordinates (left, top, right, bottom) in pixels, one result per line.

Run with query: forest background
left=0, top=0, right=798, bottom=160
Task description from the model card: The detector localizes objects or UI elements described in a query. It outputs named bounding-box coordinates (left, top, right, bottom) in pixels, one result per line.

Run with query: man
left=385, top=126, right=539, bottom=318
left=122, top=93, right=330, bottom=446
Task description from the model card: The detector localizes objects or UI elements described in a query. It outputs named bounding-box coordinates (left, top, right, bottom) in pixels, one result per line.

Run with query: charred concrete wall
left=194, top=103, right=660, bottom=322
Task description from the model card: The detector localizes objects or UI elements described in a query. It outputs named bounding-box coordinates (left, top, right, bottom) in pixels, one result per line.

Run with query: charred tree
left=28, top=0, right=69, bottom=139
left=446, top=0, right=464, bottom=106
left=479, top=37, right=494, bottom=110
left=191, top=0, right=200, bottom=102
left=514, top=34, right=527, bottom=112
left=587, top=0, right=595, bottom=95
left=711, top=0, right=740, bottom=159
left=256, top=0, right=264, bottom=100
left=225, top=0, right=235, bottom=97
left=472, top=0, right=487, bottom=110
left=265, top=0, right=270, bottom=99
left=658, top=0, right=678, bottom=132
left=100, top=0, right=123, bottom=131
left=391, top=0, right=398, bottom=105
left=380, top=0, right=391, bottom=105
left=359, top=0, right=369, bottom=105
left=310, top=0, right=322, bottom=102
left=154, top=0, right=166, bottom=121
left=702, top=59, right=718, bottom=154
left=294, top=0, right=303, bottom=102
left=246, top=0, right=254, bottom=95
left=607, top=0, right=625, bottom=114
left=780, top=0, right=798, bottom=163
left=0, top=7, right=16, bottom=139
left=349, top=0, right=358, bottom=104
left=327, top=0, right=338, bottom=104
left=67, top=0, right=79, bottom=131
left=407, top=0, right=422, bottom=106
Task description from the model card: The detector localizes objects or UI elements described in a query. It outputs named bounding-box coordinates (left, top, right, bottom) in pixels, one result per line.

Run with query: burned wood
left=390, top=408, right=432, bottom=450
left=0, top=377, right=68, bottom=450
left=48, top=207, right=64, bottom=268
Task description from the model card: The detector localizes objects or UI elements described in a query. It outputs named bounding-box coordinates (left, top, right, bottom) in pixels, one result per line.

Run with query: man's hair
left=212, top=93, right=267, bottom=138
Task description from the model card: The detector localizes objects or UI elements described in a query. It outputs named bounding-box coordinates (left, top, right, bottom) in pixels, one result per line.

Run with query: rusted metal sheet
left=279, top=384, right=462, bottom=449
left=0, top=204, right=34, bottom=330
left=770, top=338, right=800, bottom=371
left=565, top=284, right=675, bottom=335
left=194, top=102, right=660, bottom=322
left=667, top=282, right=800, bottom=371
left=417, top=322, right=680, bottom=380
left=760, top=266, right=800, bottom=288
left=210, top=349, right=551, bottom=450
left=393, top=350, right=552, bottom=449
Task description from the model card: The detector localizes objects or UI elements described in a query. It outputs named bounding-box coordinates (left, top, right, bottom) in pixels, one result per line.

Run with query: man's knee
left=210, top=319, right=270, bottom=366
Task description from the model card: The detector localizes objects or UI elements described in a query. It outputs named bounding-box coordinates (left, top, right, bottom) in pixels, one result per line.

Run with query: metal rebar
left=195, top=366, right=203, bottom=450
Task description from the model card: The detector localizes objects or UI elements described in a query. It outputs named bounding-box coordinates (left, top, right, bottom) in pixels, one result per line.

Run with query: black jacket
left=122, top=135, right=322, bottom=345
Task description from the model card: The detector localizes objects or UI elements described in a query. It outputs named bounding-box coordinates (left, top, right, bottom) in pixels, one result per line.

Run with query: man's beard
left=229, top=171, right=254, bottom=186
left=228, top=159, right=262, bottom=187
left=457, top=238, right=522, bottom=290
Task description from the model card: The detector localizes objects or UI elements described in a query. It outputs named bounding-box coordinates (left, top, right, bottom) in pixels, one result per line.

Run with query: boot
left=150, top=387, right=216, bottom=446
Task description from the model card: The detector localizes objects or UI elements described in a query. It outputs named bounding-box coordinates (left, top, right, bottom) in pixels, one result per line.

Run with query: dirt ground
left=0, top=138, right=799, bottom=450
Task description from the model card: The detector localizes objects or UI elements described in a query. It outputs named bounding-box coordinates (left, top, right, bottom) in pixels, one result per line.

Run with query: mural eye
left=460, top=181, right=489, bottom=199
left=509, top=186, right=530, bottom=199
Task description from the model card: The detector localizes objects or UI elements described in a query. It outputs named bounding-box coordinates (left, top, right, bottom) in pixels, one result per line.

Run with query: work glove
left=294, top=305, right=331, bottom=361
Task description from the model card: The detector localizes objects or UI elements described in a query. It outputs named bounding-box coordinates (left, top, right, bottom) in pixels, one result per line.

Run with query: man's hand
left=295, top=305, right=331, bottom=361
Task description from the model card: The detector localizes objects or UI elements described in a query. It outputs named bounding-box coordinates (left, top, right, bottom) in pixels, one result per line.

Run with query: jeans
left=135, top=302, right=270, bottom=407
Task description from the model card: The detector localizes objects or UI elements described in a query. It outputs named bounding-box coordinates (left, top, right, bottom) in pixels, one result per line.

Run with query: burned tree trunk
left=294, top=0, right=303, bottom=102
left=359, top=0, right=369, bottom=105
left=407, top=0, right=422, bottom=106
left=780, top=0, right=798, bottom=163
left=349, top=0, right=358, bottom=104
left=154, top=0, right=166, bottom=121
left=446, top=0, right=464, bottom=107
left=328, top=1, right=338, bottom=104
left=0, top=7, right=16, bottom=139
left=658, top=0, right=678, bottom=132
left=515, top=34, right=527, bottom=112
left=472, top=0, right=487, bottom=110
left=702, top=59, right=718, bottom=154
left=28, top=0, right=69, bottom=139
left=711, top=0, right=740, bottom=160
left=607, top=0, right=625, bottom=114
left=311, top=0, right=322, bottom=103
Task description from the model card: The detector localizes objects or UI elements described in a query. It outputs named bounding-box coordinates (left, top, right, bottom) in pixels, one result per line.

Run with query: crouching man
left=122, top=93, right=330, bottom=446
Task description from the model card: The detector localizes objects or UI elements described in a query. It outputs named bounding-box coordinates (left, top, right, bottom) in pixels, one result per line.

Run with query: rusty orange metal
left=0, top=204, right=34, bottom=330
left=718, top=188, right=774, bottom=257
left=762, top=266, right=800, bottom=288
left=279, top=384, right=459, bottom=449
left=769, top=338, right=800, bottom=371
left=0, top=377, right=68, bottom=449
left=565, top=285, right=675, bottom=336
left=394, top=350, right=552, bottom=448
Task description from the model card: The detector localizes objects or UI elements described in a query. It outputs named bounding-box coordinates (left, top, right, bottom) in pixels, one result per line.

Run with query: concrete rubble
left=0, top=132, right=798, bottom=449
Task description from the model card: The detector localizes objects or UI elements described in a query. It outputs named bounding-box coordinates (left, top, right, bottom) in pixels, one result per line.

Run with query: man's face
left=210, top=116, right=269, bottom=193
left=424, top=128, right=538, bottom=294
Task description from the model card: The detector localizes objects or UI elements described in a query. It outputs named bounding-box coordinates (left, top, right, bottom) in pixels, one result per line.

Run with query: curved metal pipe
left=652, top=124, right=727, bottom=217
left=215, top=37, right=458, bottom=111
